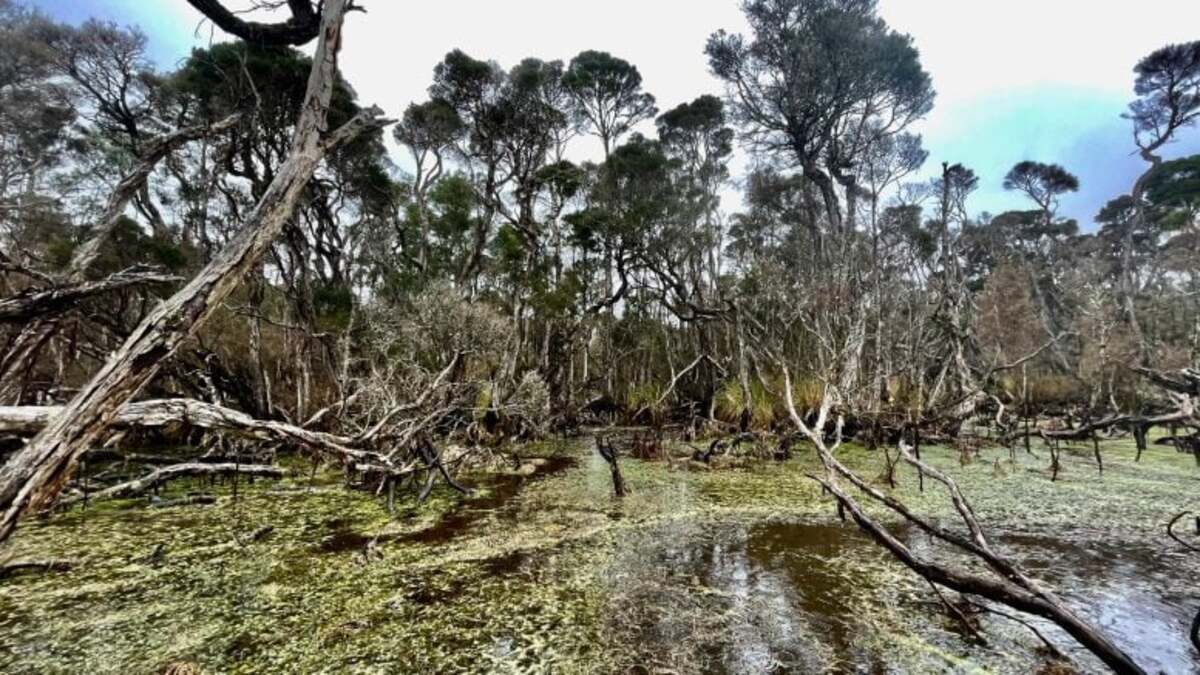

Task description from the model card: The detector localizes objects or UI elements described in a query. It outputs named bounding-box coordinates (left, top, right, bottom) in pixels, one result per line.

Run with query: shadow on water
left=400, top=455, right=577, bottom=545
left=610, top=520, right=1200, bottom=674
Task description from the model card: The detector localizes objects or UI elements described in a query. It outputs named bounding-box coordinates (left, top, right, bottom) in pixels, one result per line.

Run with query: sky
left=27, top=0, right=1200, bottom=229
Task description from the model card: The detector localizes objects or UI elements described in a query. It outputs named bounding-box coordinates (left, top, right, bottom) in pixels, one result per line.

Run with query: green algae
left=1, top=435, right=1197, bottom=673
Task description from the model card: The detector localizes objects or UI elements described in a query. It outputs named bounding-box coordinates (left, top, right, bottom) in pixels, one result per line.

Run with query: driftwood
left=59, top=462, right=281, bottom=506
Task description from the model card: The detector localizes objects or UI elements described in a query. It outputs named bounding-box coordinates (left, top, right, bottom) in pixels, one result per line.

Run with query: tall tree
left=562, top=50, right=657, bottom=159
left=1122, top=40, right=1200, bottom=361
left=394, top=99, right=465, bottom=270
left=707, top=0, right=933, bottom=234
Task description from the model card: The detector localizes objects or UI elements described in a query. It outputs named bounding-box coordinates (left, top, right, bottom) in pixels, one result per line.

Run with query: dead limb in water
left=780, top=367, right=1146, bottom=675
left=1166, top=511, right=1200, bottom=554
left=58, top=462, right=281, bottom=506
left=0, top=558, right=72, bottom=579
left=595, top=435, right=627, bottom=497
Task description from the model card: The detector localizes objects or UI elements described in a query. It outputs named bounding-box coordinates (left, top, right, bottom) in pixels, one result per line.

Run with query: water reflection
left=606, top=520, right=1199, bottom=674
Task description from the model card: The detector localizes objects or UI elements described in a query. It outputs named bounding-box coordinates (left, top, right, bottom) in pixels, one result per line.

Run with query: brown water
left=602, top=518, right=1199, bottom=674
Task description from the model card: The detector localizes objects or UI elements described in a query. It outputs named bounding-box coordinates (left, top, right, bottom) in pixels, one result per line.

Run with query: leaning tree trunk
left=0, top=0, right=387, bottom=544
left=0, top=114, right=241, bottom=403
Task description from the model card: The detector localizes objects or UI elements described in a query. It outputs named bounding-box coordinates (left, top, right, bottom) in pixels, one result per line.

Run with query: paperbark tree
left=0, top=0, right=389, bottom=543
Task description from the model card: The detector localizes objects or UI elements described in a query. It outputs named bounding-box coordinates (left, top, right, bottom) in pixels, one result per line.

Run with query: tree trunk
left=0, top=0, right=388, bottom=543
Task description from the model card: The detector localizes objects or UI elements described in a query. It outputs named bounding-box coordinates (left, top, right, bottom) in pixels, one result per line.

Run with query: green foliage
left=626, top=382, right=667, bottom=424
left=563, top=50, right=657, bottom=152
left=714, top=379, right=775, bottom=429
left=312, top=283, right=354, bottom=331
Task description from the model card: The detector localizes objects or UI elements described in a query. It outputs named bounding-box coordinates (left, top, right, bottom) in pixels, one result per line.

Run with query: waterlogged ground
left=0, top=434, right=1198, bottom=673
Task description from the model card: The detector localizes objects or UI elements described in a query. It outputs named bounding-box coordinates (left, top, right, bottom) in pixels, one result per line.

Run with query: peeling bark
left=0, top=269, right=179, bottom=323
left=0, top=0, right=391, bottom=543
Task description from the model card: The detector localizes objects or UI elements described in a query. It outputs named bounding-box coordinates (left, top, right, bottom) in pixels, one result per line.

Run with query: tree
left=0, top=0, right=388, bottom=543
left=562, top=50, right=657, bottom=159
left=1000, top=161, right=1082, bottom=349
left=394, top=99, right=465, bottom=270
left=656, top=94, right=733, bottom=305
left=1003, top=161, right=1079, bottom=227
left=707, top=0, right=933, bottom=233
left=1121, top=40, right=1200, bottom=361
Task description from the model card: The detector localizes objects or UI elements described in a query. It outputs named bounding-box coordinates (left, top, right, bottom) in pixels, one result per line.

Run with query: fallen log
left=59, top=462, right=281, bottom=506
left=0, top=398, right=370, bottom=463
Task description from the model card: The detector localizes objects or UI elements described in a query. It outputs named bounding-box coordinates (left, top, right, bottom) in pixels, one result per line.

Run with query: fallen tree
left=0, top=0, right=392, bottom=543
left=781, top=366, right=1146, bottom=675
left=58, top=462, right=282, bottom=506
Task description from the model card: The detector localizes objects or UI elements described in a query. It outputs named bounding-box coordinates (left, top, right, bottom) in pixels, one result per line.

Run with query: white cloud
left=144, top=0, right=1200, bottom=224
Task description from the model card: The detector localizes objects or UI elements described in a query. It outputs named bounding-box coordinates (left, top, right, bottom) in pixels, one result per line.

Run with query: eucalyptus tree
left=394, top=99, right=465, bottom=271
left=428, top=49, right=507, bottom=286
left=1144, top=155, right=1200, bottom=359
left=651, top=96, right=735, bottom=393
left=1003, top=161, right=1079, bottom=227
left=656, top=95, right=734, bottom=301
left=562, top=50, right=657, bottom=160
left=707, top=0, right=933, bottom=236
left=998, top=161, right=1082, bottom=355
left=1122, top=40, right=1200, bottom=361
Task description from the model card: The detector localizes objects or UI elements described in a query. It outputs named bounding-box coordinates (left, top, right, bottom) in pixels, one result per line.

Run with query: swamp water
left=0, top=438, right=1197, bottom=673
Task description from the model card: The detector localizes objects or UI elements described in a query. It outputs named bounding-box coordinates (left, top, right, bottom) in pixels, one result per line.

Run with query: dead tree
left=0, top=0, right=391, bottom=544
left=59, top=462, right=282, bottom=506
left=781, top=368, right=1145, bottom=674
left=595, top=435, right=627, bottom=497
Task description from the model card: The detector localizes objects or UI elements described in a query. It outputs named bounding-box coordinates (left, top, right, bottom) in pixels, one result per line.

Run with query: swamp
left=2, top=435, right=1198, bottom=673
left=1, top=0, right=1199, bottom=672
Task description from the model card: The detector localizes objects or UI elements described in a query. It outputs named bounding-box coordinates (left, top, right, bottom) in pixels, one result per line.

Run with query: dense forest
left=0, top=0, right=1198, bottom=672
